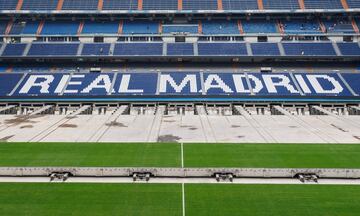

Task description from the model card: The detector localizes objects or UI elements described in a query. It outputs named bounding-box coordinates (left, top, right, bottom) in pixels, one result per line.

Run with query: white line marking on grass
left=182, top=183, right=186, bottom=216
left=181, top=142, right=184, bottom=168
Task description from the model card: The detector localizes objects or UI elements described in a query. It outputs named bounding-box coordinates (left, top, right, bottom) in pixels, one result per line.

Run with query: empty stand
left=282, top=43, right=337, bottom=56
left=222, top=0, right=259, bottom=10
left=102, top=0, right=138, bottom=10
left=0, top=0, right=18, bottom=10
left=113, top=43, right=163, bottom=56
left=202, top=20, right=239, bottom=34
left=163, top=24, right=198, bottom=34
left=62, top=0, right=98, bottom=10
left=337, top=43, right=360, bottom=56
left=27, top=43, right=79, bottom=56
left=82, top=21, right=119, bottom=34
left=183, top=0, right=218, bottom=10
left=143, top=0, right=178, bottom=10
left=1, top=43, right=27, bottom=56
left=242, top=19, right=278, bottom=33
left=81, top=43, right=111, bottom=56
left=347, top=0, right=360, bottom=8
left=22, top=0, right=59, bottom=10
left=262, top=0, right=300, bottom=10
left=122, top=21, right=159, bottom=34
left=198, top=43, right=247, bottom=55
left=0, top=21, right=7, bottom=35
left=41, top=21, right=79, bottom=35
left=303, top=0, right=343, bottom=9
left=251, top=43, right=280, bottom=56
left=167, top=43, right=194, bottom=55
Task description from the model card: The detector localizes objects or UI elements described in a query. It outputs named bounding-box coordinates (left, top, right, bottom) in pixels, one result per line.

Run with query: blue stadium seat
left=251, top=43, right=280, bottom=56
left=198, top=43, right=247, bottom=56
left=222, top=0, right=259, bottom=10
left=81, top=43, right=111, bottom=56
left=62, top=0, right=98, bottom=10
left=347, top=0, right=360, bottom=8
left=342, top=74, right=360, bottom=96
left=41, top=21, right=79, bottom=35
left=303, top=0, right=343, bottom=9
left=202, top=20, right=239, bottom=35
left=167, top=43, right=194, bottom=56
left=82, top=21, right=119, bottom=34
left=282, top=43, right=337, bottom=56
left=0, top=0, right=18, bottom=10
left=103, top=0, right=138, bottom=10
left=0, top=74, right=24, bottom=96
left=282, top=19, right=322, bottom=34
left=323, top=18, right=355, bottom=34
left=143, top=0, right=178, bottom=10
left=263, top=0, right=300, bottom=10
left=0, top=21, right=7, bottom=35
left=337, top=43, right=360, bottom=56
left=2, top=44, right=27, bottom=56
left=28, top=43, right=79, bottom=56
left=242, top=20, right=278, bottom=33
left=122, top=21, right=159, bottom=34
left=163, top=25, right=199, bottom=34
left=113, top=43, right=163, bottom=56
left=9, top=21, right=27, bottom=35
left=183, top=0, right=218, bottom=10
left=22, top=0, right=58, bottom=10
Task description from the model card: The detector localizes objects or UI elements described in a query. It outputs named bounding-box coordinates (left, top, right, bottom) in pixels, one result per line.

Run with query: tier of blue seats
left=242, top=20, right=278, bottom=33
left=323, top=18, right=354, bottom=34
left=81, top=43, right=111, bottom=56
left=198, top=43, right=247, bottom=56
left=122, top=21, right=159, bottom=34
left=282, top=43, right=336, bottom=56
left=113, top=43, right=163, bottom=56
left=62, top=0, right=98, bottom=10
left=0, top=0, right=18, bottom=10
left=222, top=0, right=258, bottom=10
left=183, top=0, right=218, bottom=10
left=202, top=20, right=239, bottom=34
left=82, top=21, right=119, bottom=34
left=0, top=21, right=7, bottom=35
left=2, top=43, right=26, bottom=56
left=42, top=21, right=79, bottom=35
left=337, top=43, right=360, bottom=56
left=143, top=0, right=178, bottom=10
left=22, top=0, right=58, bottom=10
left=263, top=0, right=300, bottom=10
left=28, top=43, right=79, bottom=56
left=167, top=43, right=194, bottom=56
left=10, top=21, right=38, bottom=35
left=251, top=43, right=280, bottom=56
left=303, top=0, right=343, bottom=9
left=103, top=0, right=138, bottom=10
left=347, top=0, right=360, bottom=8
left=282, top=19, right=322, bottom=34
left=163, top=25, right=198, bottom=34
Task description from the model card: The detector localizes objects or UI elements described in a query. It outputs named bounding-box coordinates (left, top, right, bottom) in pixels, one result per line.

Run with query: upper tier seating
left=0, top=21, right=7, bottom=35
left=103, top=0, right=138, bottom=10
left=0, top=0, right=18, bottom=10
left=282, top=19, right=322, bottom=34
left=2, top=43, right=27, bottom=56
left=113, top=43, right=163, bottom=56
left=347, top=0, right=360, bottom=8
left=82, top=21, right=119, bottom=34
left=22, top=0, right=58, bottom=10
left=202, top=21, right=239, bottom=35
left=122, top=21, right=159, bottom=34
left=81, top=43, right=111, bottom=56
left=163, top=25, right=199, bottom=34
left=222, top=0, right=259, bottom=10
left=282, top=43, right=337, bottom=56
left=183, top=0, right=218, bottom=10
left=41, top=21, right=79, bottom=35
left=167, top=43, right=194, bottom=56
left=18, top=21, right=39, bottom=35
left=263, top=0, right=300, bottom=10
left=323, top=18, right=355, bottom=34
left=198, top=43, right=247, bottom=55
left=303, top=0, right=343, bottom=9
left=143, top=0, right=178, bottom=10
left=28, top=43, right=79, bottom=56
left=242, top=20, right=278, bottom=33
left=251, top=43, right=280, bottom=56
left=62, top=0, right=98, bottom=10
left=337, top=43, right=360, bottom=56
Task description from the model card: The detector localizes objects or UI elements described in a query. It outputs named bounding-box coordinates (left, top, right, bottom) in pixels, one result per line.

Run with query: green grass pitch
left=0, top=183, right=360, bottom=216
left=1, top=142, right=360, bottom=168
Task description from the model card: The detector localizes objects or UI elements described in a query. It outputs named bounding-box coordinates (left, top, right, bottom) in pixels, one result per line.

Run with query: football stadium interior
left=0, top=0, right=360, bottom=215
